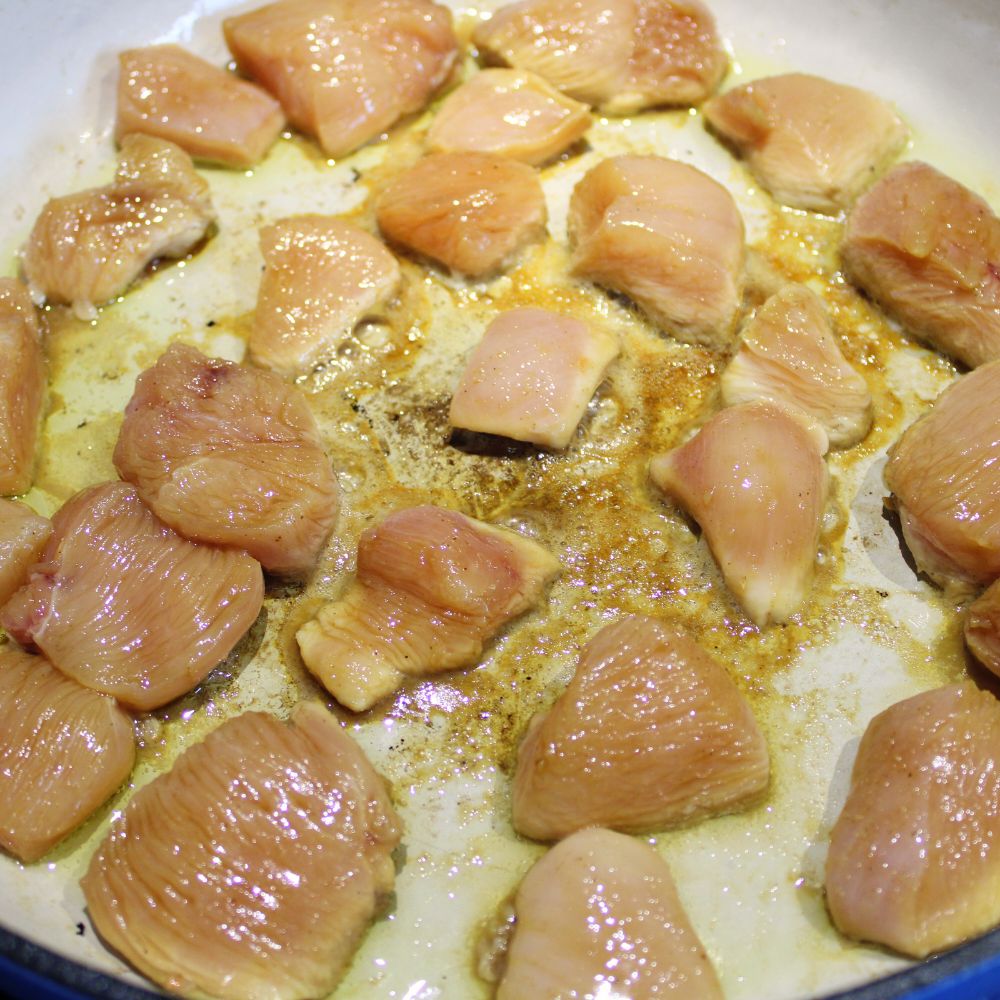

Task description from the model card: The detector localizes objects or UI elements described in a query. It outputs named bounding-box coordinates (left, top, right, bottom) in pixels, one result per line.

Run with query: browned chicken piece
left=426, top=68, right=592, bottom=165
left=843, top=161, right=1000, bottom=369
left=224, top=0, right=458, bottom=158
left=82, top=703, right=401, bottom=999
left=703, top=73, right=907, bottom=213
left=297, top=505, right=560, bottom=712
left=826, top=683, right=1000, bottom=958
left=0, top=279, right=45, bottom=496
left=568, top=154, right=745, bottom=349
left=650, top=400, right=829, bottom=626
left=376, top=152, right=547, bottom=277
left=884, top=360, right=1000, bottom=593
left=493, top=827, right=723, bottom=999
left=113, top=342, right=339, bottom=576
left=0, top=647, right=135, bottom=864
left=1, top=482, right=263, bottom=712
left=116, top=44, right=286, bottom=168
left=22, top=134, right=215, bottom=321
left=966, top=580, right=1000, bottom=677
left=720, top=285, right=873, bottom=448
left=512, top=615, right=769, bottom=840
left=0, top=499, right=51, bottom=607
left=250, top=215, right=401, bottom=377
left=473, top=0, right=726, bottom=115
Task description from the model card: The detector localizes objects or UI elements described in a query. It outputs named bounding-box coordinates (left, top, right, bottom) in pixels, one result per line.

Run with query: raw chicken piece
left=884, top=360, right=1000, bottom=592
left=113, top=342, right=339, bottom=576
left=449, top=307, right=619, bottom=448
left=1, top=482, right=263, bottom=712
left=843, top=161, right=1000, bottom=369
left=473, top=0, right=726, bottom=114
left=0, top=279, right=44, bottom=495
left=22, top=134, right=215, bottom=321
left=826, top=683, right=1000, bottom=958
left=250, top=215, right=401, bottom=377
left=512, top=615, right=769, bottom=840
left=376, top=152, right=547, bottom=277
left=82, top=703, right=401, bottom=999
left=0, top=499, right=51, bottom=607
left=223, top=0, right=458, bottom=158
left=116, top=44, right=286, bottom=168
left=568, top=154, right=745, bottom=349
left=650, top=400, right=829, bottom=626
left=425, top=68, right=592, bottom=165
left=966, top=580, right=1000, bottom=677
left=0, top=647, right=134, bottom=864
left=494, top=827, right=722, bottom=999
left=297, top=505, right=560, bottom=711
left=720, top=285, right=873, bottom=448
left=703, top=73, right=907, bottom=213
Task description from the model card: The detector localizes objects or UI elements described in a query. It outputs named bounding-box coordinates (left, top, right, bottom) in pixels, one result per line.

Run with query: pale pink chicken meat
left=426, top=68, right=592, bottom=165
left=826, top=683, right=1000, bottom=958
left=512, top=615, right=769, bottom=840
left=0, top=499, right=51, bottom=607
left=82, top=703, right=401, bottom=999
left=297, top=505, right=559, bottom=711
left=113, top=342, right=339, bottom=576
left=473, top=0, right=726, bottom=114
left=376, top=151, right=547, bottom=277
left=250, top=215, right=401, bottom=377
left=965, top=580, right=1000, bottom=677
left=0, top=278, right=45, bottom=496
left=0, top=482, right=263, bottom=712
left=22, top=134, right=215, bottom=321
left=720, top=285, right=873, bottom=448
left=449, top=307, right=619, bottom=448
left=884, top=360, right=1000, bottom=593
left=703, top=73, right=907, bottom=213
left=650, top=400, right=829, bottom=626
left=116, top=44, right=286, bottom=168
left=843, top=161, right=1000, bottom=369
left=493, top=827, right=723, bottom=999
left=223, top=0, right=458, bottom=158
left=568, top=154, right=745, bottom=349
left=0, top=647, right=134, bottom=864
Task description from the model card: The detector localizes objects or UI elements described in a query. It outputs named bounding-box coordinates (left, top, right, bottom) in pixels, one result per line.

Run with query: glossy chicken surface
left=720, top=285, right=873, bottom=448
left=843, top=161, right=1000, bottom=369
left=495, top=827, right=723, bottom=999
left=568, top=154, right=744, bottom=348
left=512, top=615, right=769, bottom=839
left=966, top=580, right=1000, bottom=677
left=82, top=703, right=401, bottom=999
left=826, top=683, right=1000, bottom=958
left=0, top=499, right=51, bottom=607
left=22, top=134, right=215, bottom=321
left=114, top=342, right=339, bottom=576
left=650, top=400, right=829, bottom=625
left=297, top=505, right=560, bottom=711
left=1, top=482, right=263, bottom=711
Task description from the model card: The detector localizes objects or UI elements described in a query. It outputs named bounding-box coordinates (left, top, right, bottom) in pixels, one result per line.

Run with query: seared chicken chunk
left=0, top=499, right=51, bottom=607
left=966, top=580, right=1000, bottom=677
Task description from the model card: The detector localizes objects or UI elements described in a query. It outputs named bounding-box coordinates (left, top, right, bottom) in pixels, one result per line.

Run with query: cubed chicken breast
left=512, top=615, right=769, bottom=840
left=650, top=400, right=829, bottom=626
left=426, top=68, right=592, bottom=165
left=703, top=73, right=907, bottom=213
left=224, top=0, right=458, bottom=158
left=82, top=703, right=401, bottom=999
left=0, top=499, right=51, bottom=607
left=376, top=151, right=547, bottom=277
left=297, top=505, right=560, bottom=711
left=22, top=134, right=215, bottom=321
left=493, top=827, right=723, bottom=999
left=250, top=215, right=401, bottom=377
left=114, top=342, right=339, bottom=576
left=568, top=154, right=745, bottom=349
left=966, top=580, right=1000, bottom=677
left=1, top=482, right=263, bottom=712
left=449, top=306, right=619, bottom=448
left=843, top=161, right=1000, bottom=369
left=826, top=683, right=1000, bottom=958
left=0, top=279, right=45, bottom=496
left=720, top=285, right=873, bottom=448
